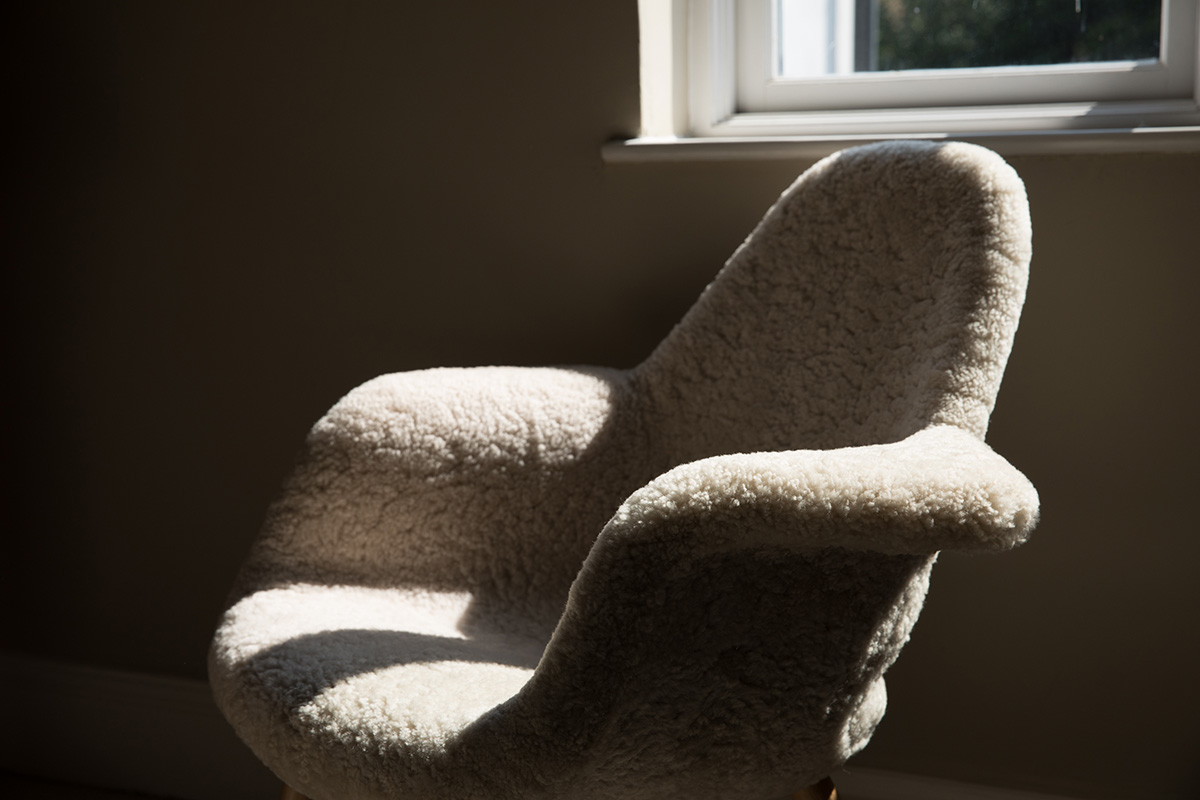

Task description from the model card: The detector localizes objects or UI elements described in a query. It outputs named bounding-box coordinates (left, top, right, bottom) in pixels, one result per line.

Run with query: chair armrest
left=232, top=365, right=646, bottom=600
left=484, top=426, right=1037, bottom=795
left=594, top=424, right=1038, bottom=560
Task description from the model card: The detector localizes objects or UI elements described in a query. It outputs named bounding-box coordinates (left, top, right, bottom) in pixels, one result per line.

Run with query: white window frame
left=612, top=0, right=1200, bottom=159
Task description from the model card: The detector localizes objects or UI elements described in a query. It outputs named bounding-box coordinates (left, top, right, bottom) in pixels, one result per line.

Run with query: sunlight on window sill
left=603, top=125, right=1200, bottom=162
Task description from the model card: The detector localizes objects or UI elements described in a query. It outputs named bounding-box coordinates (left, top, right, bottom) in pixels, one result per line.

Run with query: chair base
left=793, top=776, right=838, bottom=800
left=280, top=776, right=836, bottom=800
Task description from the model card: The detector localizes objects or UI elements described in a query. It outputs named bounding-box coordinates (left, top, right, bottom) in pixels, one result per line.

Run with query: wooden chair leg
left=792, top=776, right=837, bottom=800
left=280, top=785, right=309, bottom=800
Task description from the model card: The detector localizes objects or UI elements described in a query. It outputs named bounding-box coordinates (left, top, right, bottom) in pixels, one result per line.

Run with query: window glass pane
left=779, top=0, right=1163, bottom=77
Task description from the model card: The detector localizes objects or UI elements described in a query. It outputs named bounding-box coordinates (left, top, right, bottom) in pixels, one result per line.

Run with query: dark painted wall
left=5, top=3, right=1198, bottom=798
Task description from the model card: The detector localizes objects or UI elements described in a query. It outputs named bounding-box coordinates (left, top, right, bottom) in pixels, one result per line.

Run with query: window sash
left=685, top=0, right=1200, bottom=137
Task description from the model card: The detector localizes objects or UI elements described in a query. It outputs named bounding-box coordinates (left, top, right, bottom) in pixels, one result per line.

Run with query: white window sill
left=602, top=125, right=1200, bottom=162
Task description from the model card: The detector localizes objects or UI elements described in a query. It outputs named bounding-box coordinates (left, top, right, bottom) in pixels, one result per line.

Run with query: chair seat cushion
left=212, top=585, right=548, bottom=794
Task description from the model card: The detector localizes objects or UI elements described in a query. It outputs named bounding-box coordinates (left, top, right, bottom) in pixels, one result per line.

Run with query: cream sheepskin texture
left=210, top=141, right=1039, bottom=800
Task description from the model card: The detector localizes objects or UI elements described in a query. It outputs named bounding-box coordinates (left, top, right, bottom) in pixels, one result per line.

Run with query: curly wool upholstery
left=210, top=141, right=1039, bottom=800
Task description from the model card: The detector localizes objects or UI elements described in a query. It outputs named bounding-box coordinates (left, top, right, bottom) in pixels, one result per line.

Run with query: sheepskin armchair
left=210, top=140, right=1039, bottom=800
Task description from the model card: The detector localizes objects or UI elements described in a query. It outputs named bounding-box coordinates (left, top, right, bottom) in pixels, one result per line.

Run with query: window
left=616, top=0, right=1200, bottom=158
left=776, top=0, right=1162, bottom=78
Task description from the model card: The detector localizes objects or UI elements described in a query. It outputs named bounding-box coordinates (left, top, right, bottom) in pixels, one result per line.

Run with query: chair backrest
left=635, top=141, right=1032, bottom=462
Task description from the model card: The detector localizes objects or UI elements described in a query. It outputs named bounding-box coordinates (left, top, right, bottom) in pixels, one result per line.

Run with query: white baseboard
left=0, top=651, right=1084, bottom=800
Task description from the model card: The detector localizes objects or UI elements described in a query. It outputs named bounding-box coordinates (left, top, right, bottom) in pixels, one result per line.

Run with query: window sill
left=602, top=125, right=1200, bottom=163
